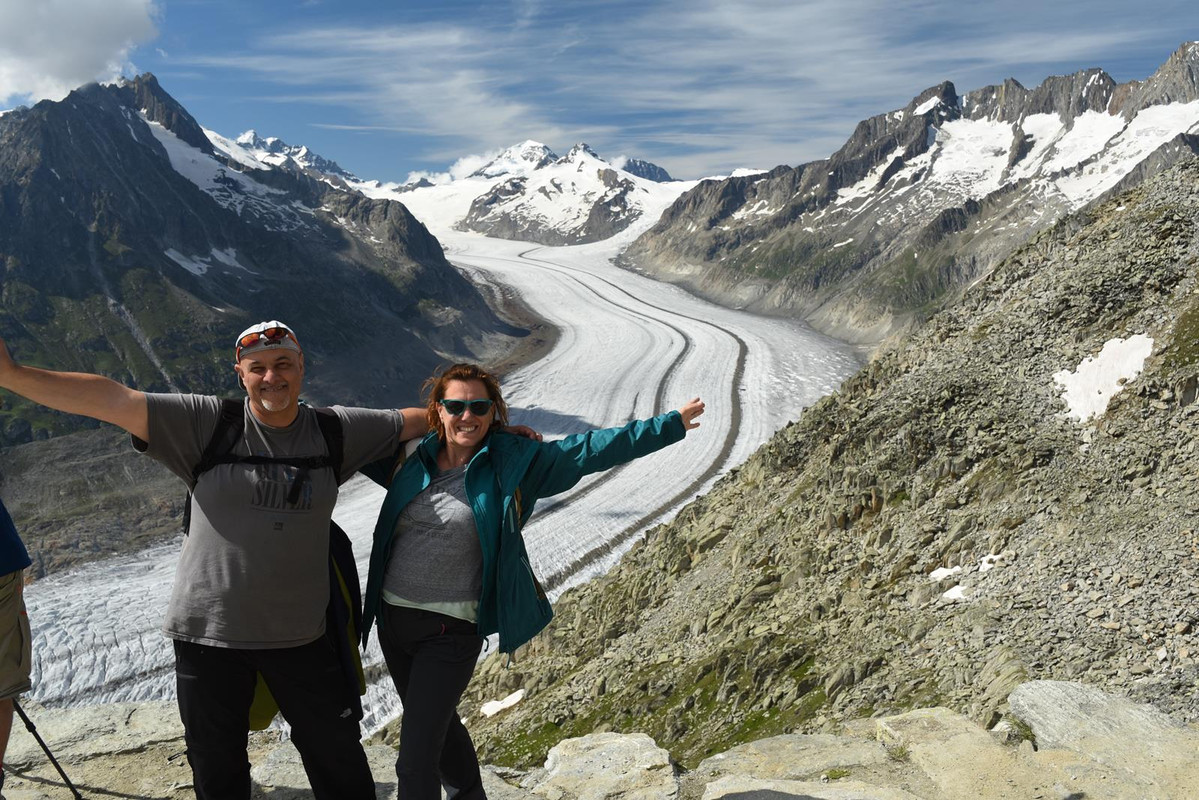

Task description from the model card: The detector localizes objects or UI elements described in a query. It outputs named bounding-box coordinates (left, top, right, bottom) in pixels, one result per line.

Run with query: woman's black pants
left=378, top=604, right=487, bottom=800
left=173, top=638, right=376, bottom=799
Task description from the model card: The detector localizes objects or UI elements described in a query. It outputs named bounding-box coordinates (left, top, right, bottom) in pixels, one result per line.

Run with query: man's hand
left=677, top=398, right=705, bottom=430
left=500, top=424, right=542, bottom=442
left=0, top=336, right=17, bottom=386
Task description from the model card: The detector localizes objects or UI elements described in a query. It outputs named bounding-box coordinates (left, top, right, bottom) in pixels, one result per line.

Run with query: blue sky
left=1, top=1, right=1195, bottom=182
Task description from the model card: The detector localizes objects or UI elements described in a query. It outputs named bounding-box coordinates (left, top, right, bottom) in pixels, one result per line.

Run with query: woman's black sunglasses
left=438, top=398, right=494, bottom=417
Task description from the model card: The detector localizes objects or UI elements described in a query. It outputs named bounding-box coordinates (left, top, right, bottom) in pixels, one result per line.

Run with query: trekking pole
left=12, top=700, right=84, bottom=799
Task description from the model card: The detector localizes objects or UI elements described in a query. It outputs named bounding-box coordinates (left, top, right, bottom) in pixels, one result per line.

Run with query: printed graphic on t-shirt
left=250, top=464, right=314, bottom=512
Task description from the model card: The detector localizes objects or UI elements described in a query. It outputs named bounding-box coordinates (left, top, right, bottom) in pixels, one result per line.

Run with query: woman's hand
left=677, top=398, right=705, bottom=430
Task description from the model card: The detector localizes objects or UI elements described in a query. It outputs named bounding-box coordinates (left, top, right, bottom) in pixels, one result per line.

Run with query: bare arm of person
left=0, top=336, right=149, bottom=441
left=676, top=397, right=705, bottom=429
left=398, top=407, right=428, bottom=442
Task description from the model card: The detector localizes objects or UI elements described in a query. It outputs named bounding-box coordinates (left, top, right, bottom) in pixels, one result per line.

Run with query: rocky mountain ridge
left=458, top=155, right=1199, bottom=774
left=620, top=41, right=1199, bottom=345
left=224, top=129, right=358, bottom=180
left=0, top=73, right=524, bottom=447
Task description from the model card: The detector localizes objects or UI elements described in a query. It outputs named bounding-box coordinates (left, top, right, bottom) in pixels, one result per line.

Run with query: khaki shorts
left=0, top=569, right=32, bottom=700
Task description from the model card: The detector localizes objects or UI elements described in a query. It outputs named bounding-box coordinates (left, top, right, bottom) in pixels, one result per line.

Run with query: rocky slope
left=6, top=681, right=1197, bottom=798
left=620, top=41, right=1199, bottom=345
left=460, top=155, right=1199, bottom=771
left=0, top=428, right=179, bottom=577
left=0, top=73, right=522, bottom=446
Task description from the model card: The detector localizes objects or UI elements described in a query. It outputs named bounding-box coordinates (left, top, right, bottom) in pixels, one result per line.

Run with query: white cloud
left=166, top=0, right=1194, bottom=178
left=0, top=0, right=160, bottom=105
left=405, top=149, right=506, bottom=185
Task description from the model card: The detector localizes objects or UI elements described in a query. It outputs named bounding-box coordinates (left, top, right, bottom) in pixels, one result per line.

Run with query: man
left=0, top=495, right=32, bottom=796
left=0, top=321, right=426, bottom=799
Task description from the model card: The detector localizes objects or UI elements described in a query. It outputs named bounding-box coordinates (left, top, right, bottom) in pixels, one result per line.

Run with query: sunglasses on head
left=236, top=327, right=297, bottom=359
left=438, top=398, right=494, bottom=417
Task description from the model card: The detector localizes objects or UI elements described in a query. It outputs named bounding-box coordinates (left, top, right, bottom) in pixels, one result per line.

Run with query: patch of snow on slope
left=914, top=96, right=943, bottom=116
left=480, top=690, right=525, bottom=717
left=164, top=249, right=208, bottom=276
left=1007, top=113, right=1066, bottom=181
left=1055, top=101, right=1199, bottom=207
left=164, top=247, right=257, bottom=277
left=143, top=117, right=306, bottom=231
left=204, top=128, right=272, bottom=171
left=927, top=117, right=1012, bottom=200
left=1053, top=334, right=1153, bottom=421
left=942, top=585, right=968, bottom=602
left=835, top=147, right=904, bottom=207
left=731, top=200, right=781, bottom=221
left=210, top=247, right=256, bottom=272
left=1038, top=110, right=1126, bottom=177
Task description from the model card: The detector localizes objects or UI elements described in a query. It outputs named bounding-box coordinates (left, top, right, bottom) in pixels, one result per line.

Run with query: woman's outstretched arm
left=520, top=399, right=705, bottom=501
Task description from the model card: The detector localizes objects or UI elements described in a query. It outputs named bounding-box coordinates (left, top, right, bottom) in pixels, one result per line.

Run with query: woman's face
left=438, top=378, right=495, bottom=453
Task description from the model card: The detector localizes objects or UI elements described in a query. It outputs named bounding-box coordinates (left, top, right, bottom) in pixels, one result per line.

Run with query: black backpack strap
left=193, top=401, right=345, bottom=475
left=311, top=408, right=345, bottom=485
left=185, top=400, right=345, bottom=527
left=193, top=398, right=247, bottom=484
left=184, top=399, right=245, bottom=534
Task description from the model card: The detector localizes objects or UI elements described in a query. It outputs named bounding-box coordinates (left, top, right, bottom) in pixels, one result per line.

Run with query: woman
left=361, top=363, right=704, bottom=799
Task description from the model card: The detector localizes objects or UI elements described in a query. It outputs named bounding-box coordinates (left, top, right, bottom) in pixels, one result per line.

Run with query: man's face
left=235, top=349, right=304, bottom=422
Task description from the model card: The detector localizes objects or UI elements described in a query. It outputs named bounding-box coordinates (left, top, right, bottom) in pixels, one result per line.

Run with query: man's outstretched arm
left=0, top=336, right=149, bottom=442
left=398, top=407, right=427, bottom=442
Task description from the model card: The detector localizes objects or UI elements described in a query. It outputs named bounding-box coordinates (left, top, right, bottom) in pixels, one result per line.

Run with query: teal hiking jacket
left=362, top=411, right=687, bottom=654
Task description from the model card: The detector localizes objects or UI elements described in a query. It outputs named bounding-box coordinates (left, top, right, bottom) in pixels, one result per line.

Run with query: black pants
left=173, top=638, right=375, bottom=800
left=378, top=604, right=486, bottom=800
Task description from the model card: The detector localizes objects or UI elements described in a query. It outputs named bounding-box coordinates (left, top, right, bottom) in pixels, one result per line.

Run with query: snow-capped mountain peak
left=343, top=139, right=694, bottom=246
left=235, top=129, right=275, bottom=150
left=214, top=129, right=356, bottom=180
left=613, top=156, right=674, bottom=183
left=564, top=142, right=602, bottom=163
left=467, top=140, right=558, bottom=179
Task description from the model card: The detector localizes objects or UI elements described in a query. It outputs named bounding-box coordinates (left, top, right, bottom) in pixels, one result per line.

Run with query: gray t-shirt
left=382, top=464, right=483, bottom=621
left=136, top=394, right=402, bottom=649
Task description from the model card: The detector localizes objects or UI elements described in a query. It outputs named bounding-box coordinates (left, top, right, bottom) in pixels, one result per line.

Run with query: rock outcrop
left=6, top=680, right=1197, bottom=798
